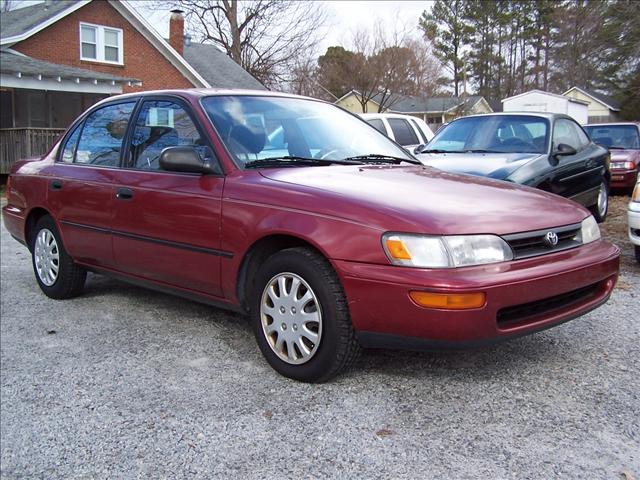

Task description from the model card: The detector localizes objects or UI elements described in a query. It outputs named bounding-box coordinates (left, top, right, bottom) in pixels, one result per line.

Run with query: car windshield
left=201, top=95, right=414, bottom=167
left=426, top=115, right=549, bottom=154
left=584, top=125, right=640, bottom=149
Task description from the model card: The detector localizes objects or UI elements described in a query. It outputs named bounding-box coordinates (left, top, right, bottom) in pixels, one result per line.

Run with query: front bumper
left=628, top=201, right=640, bottom=246
left=335, top=240, right=619, bottom=349
left=610, top=168, right=638, bottom=189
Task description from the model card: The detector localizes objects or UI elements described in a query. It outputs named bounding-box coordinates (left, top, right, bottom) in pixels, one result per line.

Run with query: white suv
left=360, top=113, right=434, bottom=152
left=629, top=180, right=640, bottom=263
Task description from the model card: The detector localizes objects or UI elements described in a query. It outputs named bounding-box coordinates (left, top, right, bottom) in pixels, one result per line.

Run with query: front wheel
left=250, top=247, right=361, bottom=382
left=590, top=179, right=609, bottom=223
left=635, top=246, right=640, bottom=264
left=31, top=216, right=86, bottom=299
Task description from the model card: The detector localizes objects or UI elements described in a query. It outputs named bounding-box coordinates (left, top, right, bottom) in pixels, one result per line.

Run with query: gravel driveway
left=1, top=197, right=638, bottom=479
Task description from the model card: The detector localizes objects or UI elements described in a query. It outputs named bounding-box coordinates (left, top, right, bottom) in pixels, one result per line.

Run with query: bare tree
left=346, top=22, right=442, bottom=113
left=161, top=0, right=327, bottom=89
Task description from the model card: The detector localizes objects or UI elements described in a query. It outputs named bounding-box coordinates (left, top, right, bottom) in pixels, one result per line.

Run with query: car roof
left=92, top=88, right=325, bottom=105
left=360, top=113, right=422, bottom=120
left=583, top=122, right=640, bottom=127
left=455, top=111, right=570, bottom=121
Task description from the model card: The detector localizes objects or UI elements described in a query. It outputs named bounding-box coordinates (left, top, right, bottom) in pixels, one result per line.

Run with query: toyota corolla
left=2, top=90, right=620, bottom=382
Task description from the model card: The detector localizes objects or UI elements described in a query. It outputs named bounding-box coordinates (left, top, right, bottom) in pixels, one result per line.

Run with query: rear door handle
left=116, top=188, right=134, bottom=200
left=50, top=180, right=63, bottom=190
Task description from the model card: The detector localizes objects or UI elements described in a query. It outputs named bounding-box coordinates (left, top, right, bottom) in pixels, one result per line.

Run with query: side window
left=387, top=118, right=419, bottom=146
left=366, top=118, right=387, bottom=135
left=574, top=124, right=590, bottom=148
left=60, top=124, right=81, bottom=163
left=129, top=100, right=206, bottom=170
left=408, top=118, right=428, bottom=144
left=75, top=102, right=136, bottom=166
left=553, top=119, right=588, bottom=151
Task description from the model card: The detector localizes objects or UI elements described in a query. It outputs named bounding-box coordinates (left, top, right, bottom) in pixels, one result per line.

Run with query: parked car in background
left=2, top=90, right=620, bottom=382
left=584, top=122, right=640, bottom=193
left=415, top=113, right=611, bottom=222
left=360, top=113, right=434, bottom=151
left=628, top=180, right=640, bottom=263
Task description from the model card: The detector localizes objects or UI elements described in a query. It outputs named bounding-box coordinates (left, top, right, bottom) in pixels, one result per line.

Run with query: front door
left=549, top=118, right=599, bottom=204
left=109, top=98, right=226, bottom=298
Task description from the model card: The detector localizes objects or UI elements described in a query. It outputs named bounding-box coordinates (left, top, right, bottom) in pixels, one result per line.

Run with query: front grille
left=502, top=222, right=582, bottom=260
left=496, top=282, right=600, bottom=329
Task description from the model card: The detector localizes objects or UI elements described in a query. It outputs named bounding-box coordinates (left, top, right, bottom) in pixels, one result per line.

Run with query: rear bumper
left=335, top=240, right=619, bottom=348
left=1, top=204, right=26, bottom=245
left=610, top=169, right=638, bottom=189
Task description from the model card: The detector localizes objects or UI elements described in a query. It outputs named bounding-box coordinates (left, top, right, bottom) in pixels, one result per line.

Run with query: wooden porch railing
left=0, top=128, right=66, bottom=174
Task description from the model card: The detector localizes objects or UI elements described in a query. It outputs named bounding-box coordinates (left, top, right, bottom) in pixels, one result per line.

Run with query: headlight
left=632, top=182, right=640, bottom=202
left=382, top=233, right=513, bottom=268
left=579, top=215, right=601, bottom=244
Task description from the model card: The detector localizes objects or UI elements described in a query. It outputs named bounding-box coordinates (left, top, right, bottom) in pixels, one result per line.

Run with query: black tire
left=31, top=216, right=86, bottom=299
left=635, top=246, right=640, bottom=264
left=250, top=247, right=361, bottom=383
left=590, top=179, right=609, bottom=223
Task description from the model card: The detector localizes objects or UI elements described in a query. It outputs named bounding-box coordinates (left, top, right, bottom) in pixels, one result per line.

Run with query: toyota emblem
left=543, top=231, right=559, bottom=247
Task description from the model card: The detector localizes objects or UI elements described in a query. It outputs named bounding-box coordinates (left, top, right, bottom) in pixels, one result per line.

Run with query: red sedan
left=585, top=122, right=640, bottom=192
left=2, top=90, right=620, bottom=382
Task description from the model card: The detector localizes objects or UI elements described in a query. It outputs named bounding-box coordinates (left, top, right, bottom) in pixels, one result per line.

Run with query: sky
left=7, top=0, right=433, bottom=55
left=133, top=0, right=433, bottom=54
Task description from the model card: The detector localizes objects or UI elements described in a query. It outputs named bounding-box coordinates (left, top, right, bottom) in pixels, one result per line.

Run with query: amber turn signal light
left=409, top=291, right=486, bottom=310
left=385, top=238, right=412, bottom=260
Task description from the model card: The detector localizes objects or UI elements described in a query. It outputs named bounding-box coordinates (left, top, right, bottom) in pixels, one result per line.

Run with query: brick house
left=0, top=0, right=264, bottom=173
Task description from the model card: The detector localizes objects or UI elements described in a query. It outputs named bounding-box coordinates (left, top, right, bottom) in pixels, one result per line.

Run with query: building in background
left=0, top=0, right=263, bottom=173
left=502, top=90, right=589, bottom=124
left=563, top=87, right=621, bottom=124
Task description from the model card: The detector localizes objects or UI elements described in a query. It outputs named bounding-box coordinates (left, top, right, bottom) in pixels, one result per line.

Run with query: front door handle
left=116, top=188, right=134, bottom=200
left=50, top=180, right=63, bottom=190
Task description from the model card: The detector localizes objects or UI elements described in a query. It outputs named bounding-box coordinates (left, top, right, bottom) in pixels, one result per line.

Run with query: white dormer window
left=80, top=23, right=123, bottom=65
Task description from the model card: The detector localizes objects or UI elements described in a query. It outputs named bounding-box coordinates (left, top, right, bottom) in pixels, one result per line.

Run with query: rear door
left=46, top=100, right=137, bottom=267
left=549, top=118, right=600, bottom=204
left=109, top=97, right=226, bottom=297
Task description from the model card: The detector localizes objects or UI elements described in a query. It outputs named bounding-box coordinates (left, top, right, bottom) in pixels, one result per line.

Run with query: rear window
left=388, top=118, right=419, bottom=146
left=366, top=118, right=387, bottom=135
left=408, top=118, right=428, bottom=144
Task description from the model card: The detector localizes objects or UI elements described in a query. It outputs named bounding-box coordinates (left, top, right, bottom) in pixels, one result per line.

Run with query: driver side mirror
left=159, top=146, right=221, bottom=175
left=414, top=143, right=427, bottom=155
left=553, top=143, right=577, bottom=158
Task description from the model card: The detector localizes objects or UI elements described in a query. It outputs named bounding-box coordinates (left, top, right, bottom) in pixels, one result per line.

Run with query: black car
left=415, top=113, right=610, bottom=222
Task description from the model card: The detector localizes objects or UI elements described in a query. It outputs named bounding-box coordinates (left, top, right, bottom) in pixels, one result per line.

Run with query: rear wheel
left=31, top=216, right=86, bottom=299
left=590, top=179, right=609, bottom=223
left=250, top=247, right=361, bottom=382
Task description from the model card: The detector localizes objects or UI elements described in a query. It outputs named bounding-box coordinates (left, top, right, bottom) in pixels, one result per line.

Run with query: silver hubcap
left=34, top=229, right=60, bottom=286
left=597, top=182, right=608, bottom=217
left=260, top=272, right=322, bottom=365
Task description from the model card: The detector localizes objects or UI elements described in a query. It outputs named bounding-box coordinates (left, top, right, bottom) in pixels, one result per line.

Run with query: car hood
left=257, top=165, right=588, bottom=235
left=416, top=152, right=543, bottom=179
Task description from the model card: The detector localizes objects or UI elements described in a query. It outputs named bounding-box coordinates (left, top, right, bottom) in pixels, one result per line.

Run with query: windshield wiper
left=607, top=146, right=626, bottom=150
left=463, top=149, right=503, bottom=153
left=245, top=156, right=361, bottom=169
left=418, top=148, right=459, bottom=154
left=342, top=154, right=421, bottom=165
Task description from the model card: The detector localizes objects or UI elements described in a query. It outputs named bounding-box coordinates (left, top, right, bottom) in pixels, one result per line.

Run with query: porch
left=0, top=50, right=140, bottom=174
left=0, top=128, right=65, bottom=174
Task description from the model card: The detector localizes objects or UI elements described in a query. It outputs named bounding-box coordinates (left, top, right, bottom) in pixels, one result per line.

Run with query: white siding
left=503, top=91, right=588, bottom=124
